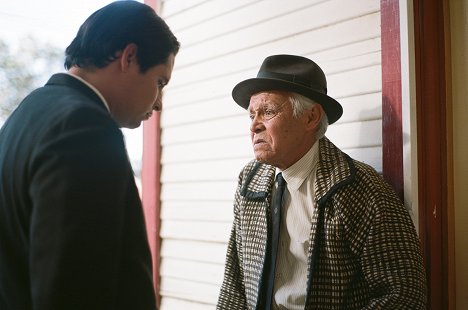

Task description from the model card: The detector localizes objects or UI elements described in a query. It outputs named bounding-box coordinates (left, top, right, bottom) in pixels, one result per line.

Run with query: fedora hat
left=232, top=54, right=343, bottom=124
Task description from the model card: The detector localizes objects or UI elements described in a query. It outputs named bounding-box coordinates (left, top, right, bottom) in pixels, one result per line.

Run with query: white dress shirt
left=66, top=72, right=110, bottom=112
left=273, top=141, right=320, bottom=310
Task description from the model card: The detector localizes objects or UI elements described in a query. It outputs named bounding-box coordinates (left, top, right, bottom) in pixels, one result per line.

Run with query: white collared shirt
left=273, top=141, right=320, bottom=310
left=66, top=72, right=110, bottom=112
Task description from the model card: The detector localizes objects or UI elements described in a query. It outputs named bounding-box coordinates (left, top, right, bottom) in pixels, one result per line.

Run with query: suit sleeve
left=28, top=107, right=135, bottom=310
left=217, top=174, right=248, bottom=309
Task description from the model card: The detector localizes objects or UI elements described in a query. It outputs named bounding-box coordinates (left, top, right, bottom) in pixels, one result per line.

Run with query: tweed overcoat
left=217, top=137, right=426, bottom=309
left=0, top=74, right=156, bottom=310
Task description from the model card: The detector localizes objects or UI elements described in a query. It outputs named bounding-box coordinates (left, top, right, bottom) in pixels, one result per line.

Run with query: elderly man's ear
left=305, top=104, right=324, bottom=132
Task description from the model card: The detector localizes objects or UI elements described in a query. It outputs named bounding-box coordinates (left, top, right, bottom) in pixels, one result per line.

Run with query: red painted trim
left=142, top=1, right=161, bottom=306
left=144, top=0, right=158, bottom=9
left=413, top=0, right=449, bottom=308
left=380, top=0, right=403, bottom=200
left=141, top=113, right=161, bottom=306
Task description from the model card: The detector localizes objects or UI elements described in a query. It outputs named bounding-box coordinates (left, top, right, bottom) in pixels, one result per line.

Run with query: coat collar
left=314, top=137, right=356, bottom=206
left=45, top=73, right=108, bottom=112
left=240, top=137, right=355, bottom=202
left=240, top=161, right=276, bottom=199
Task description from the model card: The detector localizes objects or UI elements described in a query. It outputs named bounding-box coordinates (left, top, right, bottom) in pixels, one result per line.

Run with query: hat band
left=257, top=71, right=324, bottom=93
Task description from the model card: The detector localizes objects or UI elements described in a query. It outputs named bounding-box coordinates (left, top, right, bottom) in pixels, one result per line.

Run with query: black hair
left=64, top=1, right=180, bottom=73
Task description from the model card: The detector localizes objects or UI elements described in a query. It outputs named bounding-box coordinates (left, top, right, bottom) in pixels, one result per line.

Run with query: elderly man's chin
left=254, top=152, right=274, bottom=166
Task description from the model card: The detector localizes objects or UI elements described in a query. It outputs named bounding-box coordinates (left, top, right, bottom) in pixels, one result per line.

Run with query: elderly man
left=217, top=55, right=426, bottom=309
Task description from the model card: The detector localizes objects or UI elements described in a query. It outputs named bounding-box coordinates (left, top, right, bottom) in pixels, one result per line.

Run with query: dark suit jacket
left=0, top=74, right=156, bottom=310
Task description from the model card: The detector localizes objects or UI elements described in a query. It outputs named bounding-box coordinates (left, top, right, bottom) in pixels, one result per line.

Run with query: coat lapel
left=240, top=161, right=276, bottom=199
left=45, top=73, right=108, bottom=112
left=305, top=137, right=356, bottom=299
left=237, top=161, right=275, bottom=308
left=315, top=137, right=356, bottom=204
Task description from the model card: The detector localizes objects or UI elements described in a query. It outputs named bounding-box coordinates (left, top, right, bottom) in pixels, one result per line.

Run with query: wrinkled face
left=118, top=53, right=175, bottom=128
left=248, top=91, right=317, bottom=170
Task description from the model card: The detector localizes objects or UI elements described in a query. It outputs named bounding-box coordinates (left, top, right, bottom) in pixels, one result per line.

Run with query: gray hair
left=289, top=93, right=329, bottom=140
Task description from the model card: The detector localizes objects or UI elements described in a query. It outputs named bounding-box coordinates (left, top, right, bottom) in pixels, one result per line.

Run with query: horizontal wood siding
left=158, top=0, right=381, bottom=307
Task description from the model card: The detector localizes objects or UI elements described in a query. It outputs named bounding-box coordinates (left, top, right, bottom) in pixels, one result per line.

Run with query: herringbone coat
left=217, top=137, right=426, bottom=309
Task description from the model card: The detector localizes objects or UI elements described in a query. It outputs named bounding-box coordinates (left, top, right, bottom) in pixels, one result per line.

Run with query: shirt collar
left=280, top=141, right=320, bottom=190
left=65, top=72, right=110, bottom=112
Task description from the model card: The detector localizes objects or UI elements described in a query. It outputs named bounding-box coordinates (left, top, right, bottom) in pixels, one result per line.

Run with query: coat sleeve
left=28, top=107, right=147, bottom=310
left=356, top=173, right=427, bottom=309
left=217, top=174, right=248, bottom=309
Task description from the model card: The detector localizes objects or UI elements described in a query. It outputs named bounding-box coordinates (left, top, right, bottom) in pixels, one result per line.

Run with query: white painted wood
left=171, top=0, right=326, bottom=46
left=161, top=136, right=252, bottom=163
left=161, top=115, right=250, bottom=145
left=164, top=0, right=260, bottom=32
left=160, top=220, right=231, bottom=242
left=160, top=181, right=235, bottom=201
left=339, top=92, right=382, bottom=123
left=161, top=158, right=247, bottom=182
left=167, top=37, right=381, bottom=91
left=171, top=14, right=381, bottom=70
left=160, top=257, right=224, bottom=285
left=168, top=33, right=381, bottom=95
left=311, top=38, right=382, bottom=69
left=170, top=1, right=379, bottom=67
left=327, top=65, right=382, bottom=100
left=160, top=239, right=228, bottom=264
left=327, top=119, right=382, bottom=149
left=344, top=146, right=383, bottom=173
left=161, top=0, right=209, bottom=18
left=157, top=0, right=383, bottom=307
left=160, top=97, right=243, bottom=127
left=160, top=277, right=219, bottom=304
left=160, top=297, right=214, bottom=310
left=161, top=201, right=233, bottom=222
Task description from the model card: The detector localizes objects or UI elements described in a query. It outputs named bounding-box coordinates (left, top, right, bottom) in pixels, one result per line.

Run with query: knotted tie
left=265, top=172, right=286, bottom=310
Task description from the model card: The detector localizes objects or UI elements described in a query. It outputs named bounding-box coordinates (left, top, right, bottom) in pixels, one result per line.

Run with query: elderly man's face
left=248, top=91, right=319, bottom=170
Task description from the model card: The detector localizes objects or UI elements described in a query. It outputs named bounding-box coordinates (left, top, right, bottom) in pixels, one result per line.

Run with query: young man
left=0, top=1, right=179, bottom=309
left=217, top=55, right=426, bottom=309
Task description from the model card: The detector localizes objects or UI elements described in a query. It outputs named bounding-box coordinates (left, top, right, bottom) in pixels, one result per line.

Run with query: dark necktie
left=265, top=172, right=286, bottom=310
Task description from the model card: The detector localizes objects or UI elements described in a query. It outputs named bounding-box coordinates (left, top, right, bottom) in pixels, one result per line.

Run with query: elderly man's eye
left=264, top=109, right=276, bottom=119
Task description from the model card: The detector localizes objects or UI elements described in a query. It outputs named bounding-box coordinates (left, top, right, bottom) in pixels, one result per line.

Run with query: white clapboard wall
left=158, top=0, right=381, bottom=308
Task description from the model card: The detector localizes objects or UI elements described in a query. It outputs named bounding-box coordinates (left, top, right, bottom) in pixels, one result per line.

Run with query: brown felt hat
left=232, top=54, right=343, bottom=124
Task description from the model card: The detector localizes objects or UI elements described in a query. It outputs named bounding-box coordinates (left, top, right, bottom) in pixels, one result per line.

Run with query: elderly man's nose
left=250, top=115, right=264, bottom=133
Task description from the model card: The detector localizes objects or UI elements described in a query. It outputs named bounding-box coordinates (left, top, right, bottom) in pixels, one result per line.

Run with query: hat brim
left=232, top=78, right=343, bottom=124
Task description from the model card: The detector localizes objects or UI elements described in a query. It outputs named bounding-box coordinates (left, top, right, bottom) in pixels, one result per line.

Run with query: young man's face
left=117, top=53, right=175, bottom=129
left=248, top=91, right=320, bottom=170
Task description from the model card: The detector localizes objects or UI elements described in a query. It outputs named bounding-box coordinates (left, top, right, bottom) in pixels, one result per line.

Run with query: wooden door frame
left=413, top=0, right=453, bottom=308
left=382, top=0, right=454, bottom=308
left=381, top=0, right=404, bottom=201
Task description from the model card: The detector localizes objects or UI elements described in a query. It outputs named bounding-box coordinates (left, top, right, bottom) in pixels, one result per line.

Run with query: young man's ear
left=120, top=43, right=138, bottom=72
